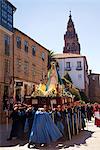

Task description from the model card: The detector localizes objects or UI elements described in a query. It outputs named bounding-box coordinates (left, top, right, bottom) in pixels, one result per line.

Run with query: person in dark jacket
left=7, top=105, right=19, bottom=140
left=25, top=105, right=35, bottom=139
left=87, top=104, right=92, bottom=121
left=17, top=106, right=26, bottom=139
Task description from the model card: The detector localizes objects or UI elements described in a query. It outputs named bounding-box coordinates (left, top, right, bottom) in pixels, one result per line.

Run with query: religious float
left=25, top=61, right=81, bottom=108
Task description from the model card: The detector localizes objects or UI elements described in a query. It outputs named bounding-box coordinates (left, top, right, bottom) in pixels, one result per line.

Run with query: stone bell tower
left=63, top=11, right=80, bottom=54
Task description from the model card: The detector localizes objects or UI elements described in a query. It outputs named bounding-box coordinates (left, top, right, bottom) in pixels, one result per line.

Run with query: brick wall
left=0, top=27, right=49, bottom=123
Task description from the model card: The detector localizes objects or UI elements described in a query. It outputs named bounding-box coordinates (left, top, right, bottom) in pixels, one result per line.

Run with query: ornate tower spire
left=63, top=12, right=80, bottom=54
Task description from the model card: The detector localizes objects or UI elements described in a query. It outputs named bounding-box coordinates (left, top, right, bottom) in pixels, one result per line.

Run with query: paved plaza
left=0, top=119, right=100, bottom=150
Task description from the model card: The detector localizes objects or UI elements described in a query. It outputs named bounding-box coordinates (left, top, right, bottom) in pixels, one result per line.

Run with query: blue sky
left=10, top=0, right=100, bottom=73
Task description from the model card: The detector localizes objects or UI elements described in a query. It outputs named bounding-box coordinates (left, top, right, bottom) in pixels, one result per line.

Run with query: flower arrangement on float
left=31, top=82, right=73, bottom=99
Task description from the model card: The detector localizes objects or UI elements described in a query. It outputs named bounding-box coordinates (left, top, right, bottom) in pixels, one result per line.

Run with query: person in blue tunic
left=61, top=105, right=69, bottom=139
left=25, top=105, right=36, bottom=139
left=54, top=105, right=64, bottom=135
left=67, top=104, right=73, bottom=137
left=28, top=108, right=62, bottom=148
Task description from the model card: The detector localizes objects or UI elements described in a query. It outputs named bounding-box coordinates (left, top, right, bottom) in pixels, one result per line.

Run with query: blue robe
left=29, top=111, right=62, bottom=144
left=54, top=111, right=64, bottom=134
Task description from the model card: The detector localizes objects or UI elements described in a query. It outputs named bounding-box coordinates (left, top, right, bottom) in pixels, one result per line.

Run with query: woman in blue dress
left=28, top=108, right=62, bottom=148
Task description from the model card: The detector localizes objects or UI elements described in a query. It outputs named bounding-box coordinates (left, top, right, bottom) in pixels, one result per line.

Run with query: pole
left=66, top=109, right=71, bottom=140
left=12, top=33, right=15, bottom=104
left=72, top=108, right=75, bottom=135
left=79, top=107, right=82, bottom=130
left=85, top=105, right=88, bottom=130
left=77, top=108, right=80, bottom=130
left=75, top=107, right=79, bottom=134
left=51, top=100, right=55, bottom=122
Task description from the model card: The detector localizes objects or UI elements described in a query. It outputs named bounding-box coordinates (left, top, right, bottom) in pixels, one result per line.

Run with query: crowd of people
left=6, top=101, right=99, bottom=148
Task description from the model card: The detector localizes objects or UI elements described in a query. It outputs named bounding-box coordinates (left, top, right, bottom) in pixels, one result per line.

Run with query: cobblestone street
left=0, top=119, right=100, bottom=150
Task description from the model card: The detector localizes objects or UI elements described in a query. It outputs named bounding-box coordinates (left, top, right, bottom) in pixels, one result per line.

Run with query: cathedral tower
left=63, top=12, right=80, bottom=54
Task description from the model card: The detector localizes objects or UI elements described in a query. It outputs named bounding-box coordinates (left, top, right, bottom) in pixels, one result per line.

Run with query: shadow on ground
left=0, top=124, right=28, bottom=147
left=29, top=130, right=94, bottom=150
left=0, top=123, right=94, bottom=150
left=46, top=130, right=94, bottom=150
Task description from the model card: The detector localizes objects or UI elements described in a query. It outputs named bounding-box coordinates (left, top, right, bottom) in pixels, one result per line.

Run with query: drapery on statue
left=46, top=61, right=58, bottom=93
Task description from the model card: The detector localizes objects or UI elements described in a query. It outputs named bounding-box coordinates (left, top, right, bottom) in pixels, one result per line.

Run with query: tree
left=64, top=72, right=73, bottom=83
left=62, top=76, right=81, bottom=100
left=79, top=91, right=89, bottom=103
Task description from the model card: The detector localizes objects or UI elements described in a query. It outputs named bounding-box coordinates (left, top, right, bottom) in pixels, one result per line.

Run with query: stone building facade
left=0, top=0, right=49, bottom=123
left=88, top=71, right=100, bottom=103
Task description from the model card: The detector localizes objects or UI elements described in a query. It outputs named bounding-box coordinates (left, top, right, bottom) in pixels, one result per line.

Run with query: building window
left=4, top=35, right=10, bottom=56
left=7, top=14, right=13, bottom=23
left=24, top=41, right=28, bottom=52
left=7, top=5, right=13, bottom=14
left=2, top=18, right=7, bottom=24
left=42, top=72, right=45, bottom=80
left=24, top=61, right=29, bottom=74
left=16, top=36, right=21, bottom=49
left=4, top=59, right=10, bottom=74
left=32, top=46, right=36, bottom=56
left=24, top=84, right=28, bottom=96
left=2, top=9, right=7, bottom=19
left=65, top=62, right=71, bottom=71
left=7, top=22, right=12, bottom=29
left=4, top=85, right=9, bottom=98
left=16, top=58, right=21, bottom=72
left=76, top=61, right=82, bottom=70
left=42, top=52, right=45, bottom=61
left=32, top=64, right=35, bottom=77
